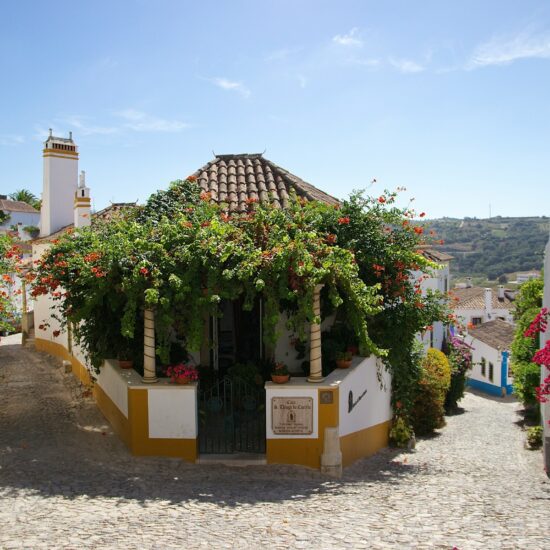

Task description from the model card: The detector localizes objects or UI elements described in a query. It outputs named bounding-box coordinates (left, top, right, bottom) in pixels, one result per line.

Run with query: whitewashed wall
left=468, top=336, right=503, bottom=387
left=338, top=356, right=392, bottom=437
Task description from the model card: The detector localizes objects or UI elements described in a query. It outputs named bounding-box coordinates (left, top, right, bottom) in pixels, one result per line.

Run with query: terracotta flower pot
left=336, top=359, right=352, bottom=369
left=174, top=376, right=191, bottom=385
left=118, top=359, right=134, bottom=369
left=271, top=374, right=290, bottom=384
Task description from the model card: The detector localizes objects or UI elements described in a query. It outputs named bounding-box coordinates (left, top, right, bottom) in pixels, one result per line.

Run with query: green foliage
left=526, top=425, right=543, bottom=449
left=23, top=225, right=40, bottom=237
left=32, top=183, right=383, bottom=368
left=511, top=278, right=543, bottom=407
left=426, top=217, right=548, bottom=280
left=411, top=348, right=452, bottom=435
left=0, top=235, right=17, bottom=333
left=0, top=210, right=10, bottom=225
left=389, top=416, right=413, bottom=447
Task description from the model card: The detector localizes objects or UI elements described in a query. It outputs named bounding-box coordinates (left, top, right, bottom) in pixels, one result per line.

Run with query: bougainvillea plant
left=165, top=363, right=199, bottom=383
left=445, top=336, right=473, bottom=412
left=524, top=308, right=550, bottom=420
left=0, top=235, right=22, bottom=334
left=31, top=178, right=451, bottom=420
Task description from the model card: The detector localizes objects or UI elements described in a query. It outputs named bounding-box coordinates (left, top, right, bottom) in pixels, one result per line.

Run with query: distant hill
left=426, top=216, right=549, bottom=281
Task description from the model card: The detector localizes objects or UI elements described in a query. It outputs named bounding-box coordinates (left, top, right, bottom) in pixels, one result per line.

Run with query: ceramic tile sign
left=271, top=397, right=313, bottom=435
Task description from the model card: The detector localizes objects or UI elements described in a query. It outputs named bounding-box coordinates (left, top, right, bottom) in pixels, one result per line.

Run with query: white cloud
left=297, top=74, right=307, bottom=88
left=0, top=134, right=24, bottom=146
left=115, top=109, right=189, bottom=132
left=467, top=30, right=550, bottom=69
left=333, top=28, right=363, bottom=47
left=389, top=58, right=425, bottom=73
left=64, top=115, right=119, bottom=136
left=210, top=77, right=251, bottom=98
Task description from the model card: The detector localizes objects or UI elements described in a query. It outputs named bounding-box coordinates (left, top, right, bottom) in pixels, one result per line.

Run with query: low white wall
left=96, top=360, right=129, bottom=417
left=338, top=356, right=392, bottom=437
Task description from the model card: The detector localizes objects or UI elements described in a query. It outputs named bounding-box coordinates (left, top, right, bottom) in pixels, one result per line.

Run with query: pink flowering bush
left=165, top=363, right=199, bottom=383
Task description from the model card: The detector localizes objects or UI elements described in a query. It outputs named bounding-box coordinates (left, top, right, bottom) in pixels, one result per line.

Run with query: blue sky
left=1, top=0, right=549, bottom=218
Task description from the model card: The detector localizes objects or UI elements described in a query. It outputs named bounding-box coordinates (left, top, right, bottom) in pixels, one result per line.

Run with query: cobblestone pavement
left=1, top=335, right=549, bottom=549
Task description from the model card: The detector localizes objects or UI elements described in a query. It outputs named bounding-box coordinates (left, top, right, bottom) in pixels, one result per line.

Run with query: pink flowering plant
left=165, top=363, right=199, bottom=383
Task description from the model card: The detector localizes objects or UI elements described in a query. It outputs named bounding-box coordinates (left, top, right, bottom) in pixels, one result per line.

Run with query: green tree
left=510, top=278, right=544, bottom=409
left=9, top=189, right=40, bottom=210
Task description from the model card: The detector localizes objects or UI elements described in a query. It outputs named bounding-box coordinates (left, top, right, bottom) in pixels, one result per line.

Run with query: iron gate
left=198, top=376, right=266, bottom=454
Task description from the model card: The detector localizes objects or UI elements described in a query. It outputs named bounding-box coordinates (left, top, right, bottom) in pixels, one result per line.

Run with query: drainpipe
left=142, top=308, right=158, bottom=383
left=308, top=284, right=325, bottom=383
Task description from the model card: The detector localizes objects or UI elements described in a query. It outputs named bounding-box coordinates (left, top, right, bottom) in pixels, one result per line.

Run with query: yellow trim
left=267, top=439, right=323, bottom=468
left=43, top=149, right=78, bottom=158
left=35, top=337, right=197, bottom=463
left=35, top=337, right=92, bottom=386
left=340, top=420, right=391, bottom=467
left=74, top=197, right=91, bottom=205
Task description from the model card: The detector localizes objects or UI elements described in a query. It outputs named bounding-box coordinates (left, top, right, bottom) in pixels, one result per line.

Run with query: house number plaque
left=271, top=397, right=313, bottom=435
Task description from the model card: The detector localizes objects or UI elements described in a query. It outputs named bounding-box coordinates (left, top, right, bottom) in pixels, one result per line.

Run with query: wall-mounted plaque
left=272, top=397, right=313, bottom=435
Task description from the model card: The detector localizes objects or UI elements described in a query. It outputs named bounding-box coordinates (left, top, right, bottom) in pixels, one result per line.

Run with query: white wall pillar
left=308, top=284, right=324, bottom=383
left=142, top=308, right=158, bottom=383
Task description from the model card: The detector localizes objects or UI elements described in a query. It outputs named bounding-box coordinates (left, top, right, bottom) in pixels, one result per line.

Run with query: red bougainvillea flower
left=53, top=330, right=60, bottom=338
left=200, top=221, right=211, bottom=228
left=187, top=175, right=197, bottom=182
left=419, top=212, right=426, bottom=218
left=245, top=197, right=259, bottom=205
left=140, top=267, right=149, bottom=276
left=338, top=217, right=350, bottom=225
left=378, top=196, right=386, bottom=203
left=199, top=191, right=212, bottom=201
left=325, top=234, right=337, bottom=244
left=413, top=226, right=423, bottom=235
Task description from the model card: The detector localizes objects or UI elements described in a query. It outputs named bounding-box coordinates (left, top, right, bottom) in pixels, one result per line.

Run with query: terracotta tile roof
left=33, top=203, right=136, bottom=243
left=0, top=198, right=39, bottom=214
left=469, top=319, right=515, bottom=350
left=419, top=246, right=453, bottom=263
left=192, top=154, right=340, bottom=213
left=452, top=286, right=515, bottom=310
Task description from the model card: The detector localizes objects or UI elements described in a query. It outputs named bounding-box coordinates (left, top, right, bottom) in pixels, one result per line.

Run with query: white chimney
left=484, top=288, right=492, bottom=321
left=74, top=170, right=91, bottom=228
left=466, top=277, right=473, bottom=288
left=498, top=285, right=505, bottom=300
left=40, top=132, right=78, bottom=236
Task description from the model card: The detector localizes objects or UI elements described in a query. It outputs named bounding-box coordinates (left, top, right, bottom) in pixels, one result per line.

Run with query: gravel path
left=1, top=335, right=549, bottom=549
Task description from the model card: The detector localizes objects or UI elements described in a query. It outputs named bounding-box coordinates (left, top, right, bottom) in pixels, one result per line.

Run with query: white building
left=413, top=247, right=453, bottom=351
left=0, top=196, right=40, bottom=240
left=453, top=284, right=515, bottom=327
left=466, top=319, right=515, bottom=397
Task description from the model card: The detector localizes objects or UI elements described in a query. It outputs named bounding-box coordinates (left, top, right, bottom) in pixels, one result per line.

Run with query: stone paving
left=1, top=334, right=549, bottom=549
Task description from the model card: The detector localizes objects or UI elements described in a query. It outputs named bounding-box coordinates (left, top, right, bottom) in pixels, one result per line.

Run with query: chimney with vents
left=484, top=288, right=493, bottom=321
left=465, top=277, right=473, bottom=288
left=74, top=170, right=91, bottom=228
left=40, top=132, right=78, bottom=236
left=498, top=285, right=505, bottom=300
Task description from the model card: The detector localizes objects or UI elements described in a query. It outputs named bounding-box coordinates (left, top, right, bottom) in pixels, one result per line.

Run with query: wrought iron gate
left=198, top=376, right=266, bottom=454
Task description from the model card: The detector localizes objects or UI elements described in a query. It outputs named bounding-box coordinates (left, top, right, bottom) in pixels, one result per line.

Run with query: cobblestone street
left=1, top=335, right=549, bottom=549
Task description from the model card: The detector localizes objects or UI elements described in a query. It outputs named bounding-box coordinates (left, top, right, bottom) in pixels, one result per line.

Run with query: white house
left=413, top=246, right=453, bottom=351
left=31, top=140, right=393, bottom=472
left=0, top=196, right=40, bottom=240
left=453, top=283, right=515, bottom=327
left=466, top=319, right=515, bottom=397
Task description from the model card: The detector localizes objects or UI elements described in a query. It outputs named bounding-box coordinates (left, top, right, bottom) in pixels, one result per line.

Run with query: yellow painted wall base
left=36, top=338, right=197, bottom=463
left=267, top=439, right=324, bottom=469
left=35, top=338, right=92, bottom=386
left=340, top=420, right=391, bottom=467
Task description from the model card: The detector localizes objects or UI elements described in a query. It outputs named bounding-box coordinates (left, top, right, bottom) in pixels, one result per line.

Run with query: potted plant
left=336, top=350, right=353, bottom=369
left=271, top=362, right=290, bottom=384
left=118, top=340, right=134, bottom=369
left=166, top=363, right=199, bottom=385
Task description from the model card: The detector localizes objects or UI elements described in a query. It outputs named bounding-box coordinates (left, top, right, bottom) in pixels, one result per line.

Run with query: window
left=489, top=362, right=494, bottom=382
left=481, top=358, right=486, bottom=377
left=444, top=277, right=448, bottom=293
left=430, top=329, right=434, bottom=348
left=472, top=317, right=482, bottom=326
